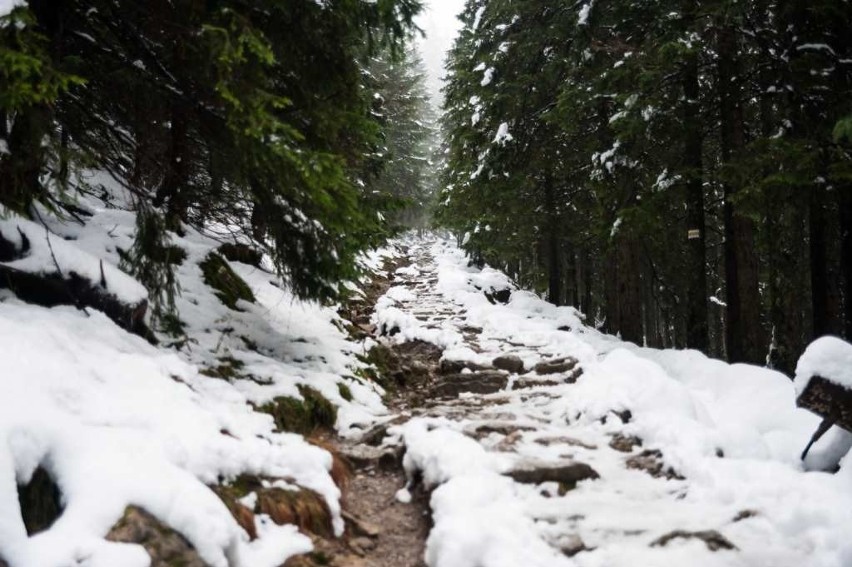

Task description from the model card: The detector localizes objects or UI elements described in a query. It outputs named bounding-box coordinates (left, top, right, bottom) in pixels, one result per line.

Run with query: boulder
left=493, top=355, right=525, bottom=374
left=505, top=461, right=600, bottom=488
left=651, top=530, right=736, bottom=551
left=440, top=358, right=492, bottom=375
left=430, top=371, right=509, bottom=398
left=107, top=507, right=206, bottom=567
left=534, top=357, right=580, bottom=376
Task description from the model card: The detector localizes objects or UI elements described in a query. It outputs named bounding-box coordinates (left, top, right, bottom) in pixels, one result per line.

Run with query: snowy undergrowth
left=0, top=181, right=396, bottom=566
left=379, top=236, right=852, bottom=567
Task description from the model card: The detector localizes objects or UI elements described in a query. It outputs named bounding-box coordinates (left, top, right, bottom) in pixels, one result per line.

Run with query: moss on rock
left=259, top=386, right=337, bottom=435
left=199, top=252, right=255, bottom=310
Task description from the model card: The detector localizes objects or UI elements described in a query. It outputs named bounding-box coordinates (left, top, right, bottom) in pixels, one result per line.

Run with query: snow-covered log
left=0, top=215, right=152, bottom=339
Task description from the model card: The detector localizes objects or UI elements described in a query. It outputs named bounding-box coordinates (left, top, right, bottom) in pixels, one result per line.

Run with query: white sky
left=415, top=0, right=466, bottom=107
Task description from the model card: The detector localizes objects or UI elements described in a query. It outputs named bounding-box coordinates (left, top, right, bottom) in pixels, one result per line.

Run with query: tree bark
left=717, top=21, right=765, bottom=364
left=683, top=45, right=709, bottom=351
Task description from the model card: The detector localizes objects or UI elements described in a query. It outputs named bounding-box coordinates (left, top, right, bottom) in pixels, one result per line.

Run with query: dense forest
left=0, top=0, right=435, bottom=322
left=438, top=0, right=852, bottom=372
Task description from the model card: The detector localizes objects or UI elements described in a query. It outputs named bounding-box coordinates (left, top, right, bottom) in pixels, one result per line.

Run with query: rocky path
left=295, top=236, right=835, bottom=567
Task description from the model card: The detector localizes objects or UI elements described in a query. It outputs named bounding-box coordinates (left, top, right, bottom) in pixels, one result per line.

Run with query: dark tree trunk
left=717, top=22, right=765, bottom=364
left=810, top=184, right=831, bottom=337
left=616, top=235, right=643, bottom=344
left=841, top=184, right=852, bottom=339
left=683, top=46, right=708, bottom=352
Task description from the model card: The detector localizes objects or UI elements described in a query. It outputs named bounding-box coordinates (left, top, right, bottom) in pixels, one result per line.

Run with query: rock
left=342, top=510, right=381, bottom=538
left=534, top=436, right=597, bottom=450
left=554, top=534, right=588, bottom=557
left=609, top=434, right=642, bottom=453
left=511, top=377, right=564, bottom=390
left=17, top=466, right=62, bottom=535
left=349, top=536, right=377, bottom=555
left=505, top=461, right=600, bottom=489
left=484, top=288, right=512, bottom=304
left=340, top=444, right=404, bottom=471
left=439, top=358, right=491, bottom=375
left=626, top=449, right=684, bottom=480
left=106, top=507, right=206, bottom=567
left=493, top=355, right=525, bottom=374
left=217, top=242, right=263, bottom=267
left=534, top=357, right=580, bottom=376
left=651, top=530, right=736, bottom=551
left=430, top=371, right=509, bottom=398
left=355, top=416, right=407, bottom=446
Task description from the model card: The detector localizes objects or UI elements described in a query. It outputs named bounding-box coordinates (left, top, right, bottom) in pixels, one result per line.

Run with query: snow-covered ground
left=377, top=236, right=852, bottom=567
left=4, top=211, right=852, bottom=567
left=0, top=187, right=398, bottom=566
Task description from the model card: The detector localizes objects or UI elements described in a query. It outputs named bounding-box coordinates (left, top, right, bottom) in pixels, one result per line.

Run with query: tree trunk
left=841, top=184, right=852, bottom=339
left=683, top=46, right=708, bottom=351
left=616, top=235, right=643, bottom=344
left=717, top=22, right=765, bottom=364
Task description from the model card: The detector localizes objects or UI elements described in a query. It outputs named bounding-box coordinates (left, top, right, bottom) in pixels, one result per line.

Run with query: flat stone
left=349, top=536, right=377, bottom=555
left=430, top=371, right=509, bottom=398
left=651, top=530, right=736, bottom=551
left=626, top=449, right=684, bottom=480
left=609, top=434, right=642, bottom=453
left=355, top=416, right=407, bottom=446
left=493, top=355, right=525, bottom=374
left=534, top=357, right=580, bottom=376
left=505, top=461, right=599, bottom=488
left=343, top=510, right=381, bottom=538
left=340, top=444, right=404, bottom=471
left=439, top=358, right=492, bottom=375
left=512, top=377, right=564, bottom=390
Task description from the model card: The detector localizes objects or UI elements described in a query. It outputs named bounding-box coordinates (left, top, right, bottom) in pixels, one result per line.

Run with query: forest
left=438, top=0, right=852, bottom=373
left=5, top=1, right=852, bottom=567
left=0, top=0, right=434, bottom=320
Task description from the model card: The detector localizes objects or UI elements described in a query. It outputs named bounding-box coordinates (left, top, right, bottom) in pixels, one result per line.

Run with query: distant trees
left=0, top=0, right=428, bottom=322
left=439, top=0, right=852, bottom=371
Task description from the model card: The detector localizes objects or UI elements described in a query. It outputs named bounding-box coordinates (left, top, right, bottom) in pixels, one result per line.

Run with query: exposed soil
left=285, top=247, right=434, bottom=567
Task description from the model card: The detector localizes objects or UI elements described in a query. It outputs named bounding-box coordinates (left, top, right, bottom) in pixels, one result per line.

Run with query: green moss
left=357, top=344, right=396, bottom=391
left=200, top=356, right=245, bottom=380
left=259, top=385, right=337, bottom=435
left=337, top=382, right=353, bottom=402
left=199, top=252, right=255, bottom=310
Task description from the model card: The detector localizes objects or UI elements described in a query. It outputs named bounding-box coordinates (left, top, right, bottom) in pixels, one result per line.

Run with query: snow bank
left=0, top=302, right=325, bottom=566
left=0, top=193, right=397, bottom=566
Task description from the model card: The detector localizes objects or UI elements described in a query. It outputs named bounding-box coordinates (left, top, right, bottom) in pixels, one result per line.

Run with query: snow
left=0, top=0, right=23, bottom=17
left=493, top=122, right=513, bottom=145
left=794, top=336, right=852, bottom=395
left=578, top=1, right=594, bottom=26
left=374, top=235, right=852, bottom=567
left=0, top=193, right=398, bottom=566
left=0, top=211, right=148, bottom=304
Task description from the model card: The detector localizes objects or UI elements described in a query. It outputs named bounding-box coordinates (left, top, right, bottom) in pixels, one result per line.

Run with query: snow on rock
left=794, top=336, right=852, bottom=395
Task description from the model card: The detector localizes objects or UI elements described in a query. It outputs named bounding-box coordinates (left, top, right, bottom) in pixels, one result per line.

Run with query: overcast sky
left=415, top=0, right=466, bottom=107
